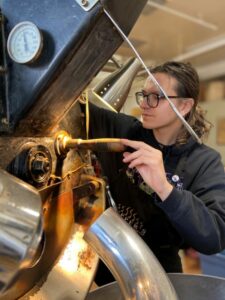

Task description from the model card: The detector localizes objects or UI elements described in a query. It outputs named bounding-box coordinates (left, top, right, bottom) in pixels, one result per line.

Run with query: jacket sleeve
left=87, top=102, right=139, bottom=138
left=155, top=146, right=225, bottom=254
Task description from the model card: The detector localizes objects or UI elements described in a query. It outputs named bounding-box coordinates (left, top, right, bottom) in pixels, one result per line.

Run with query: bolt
left=81, top=0, right=89, bottom=6
left=32, top=156, right=50, bottom=175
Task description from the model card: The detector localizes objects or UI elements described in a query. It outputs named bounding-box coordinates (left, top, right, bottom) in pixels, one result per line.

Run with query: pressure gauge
left=7, top=21, right=43, bottom=64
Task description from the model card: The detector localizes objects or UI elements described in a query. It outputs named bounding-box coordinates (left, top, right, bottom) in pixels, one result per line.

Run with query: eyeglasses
left=135, top=91, right=182, bottom=108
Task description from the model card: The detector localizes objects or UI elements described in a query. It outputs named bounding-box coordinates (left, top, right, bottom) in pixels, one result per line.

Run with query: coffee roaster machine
left=1, top=1, right=225, bottom=299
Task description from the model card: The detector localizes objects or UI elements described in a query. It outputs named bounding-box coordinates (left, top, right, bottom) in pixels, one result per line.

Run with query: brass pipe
left=65, top=138, right=125, bottom=152
left=55, top=131, right=125, bottom=156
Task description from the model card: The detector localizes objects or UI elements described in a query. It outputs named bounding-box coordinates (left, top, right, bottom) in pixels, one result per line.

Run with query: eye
left=151, top=93, right=160, bottom=100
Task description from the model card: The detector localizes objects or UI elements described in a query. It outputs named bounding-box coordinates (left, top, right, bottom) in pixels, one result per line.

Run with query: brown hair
left=151, top=61, right=212, bottom=144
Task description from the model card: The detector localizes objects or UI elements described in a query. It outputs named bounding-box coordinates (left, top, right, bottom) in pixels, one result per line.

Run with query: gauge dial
left=7, top=21, right=43, bottom=64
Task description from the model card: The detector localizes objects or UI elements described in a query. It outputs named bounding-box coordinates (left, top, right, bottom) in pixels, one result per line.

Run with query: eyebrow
left=142, top=89, right=159, bottom=95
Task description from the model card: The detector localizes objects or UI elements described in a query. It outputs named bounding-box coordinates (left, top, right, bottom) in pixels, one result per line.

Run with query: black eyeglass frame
left=135, top=91, right=182, bottom=108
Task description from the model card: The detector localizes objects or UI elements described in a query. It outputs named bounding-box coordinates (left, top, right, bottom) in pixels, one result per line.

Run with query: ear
left=179, top=98, right=194, bottom=117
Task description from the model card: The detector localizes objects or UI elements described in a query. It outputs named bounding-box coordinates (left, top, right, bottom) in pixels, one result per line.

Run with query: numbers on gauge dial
left=7, top=21, right=43, bottom=64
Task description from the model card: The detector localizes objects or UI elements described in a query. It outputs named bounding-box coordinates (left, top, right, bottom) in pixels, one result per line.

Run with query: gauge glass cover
left=7, top=21, right=43, bottom=64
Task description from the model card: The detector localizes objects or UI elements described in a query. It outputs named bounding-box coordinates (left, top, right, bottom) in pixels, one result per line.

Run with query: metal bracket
left=74, top=0, right=99, bottom=11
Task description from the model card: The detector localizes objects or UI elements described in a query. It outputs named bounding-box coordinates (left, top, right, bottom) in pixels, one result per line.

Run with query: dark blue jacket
left=88, top=103, right=225, bottom=274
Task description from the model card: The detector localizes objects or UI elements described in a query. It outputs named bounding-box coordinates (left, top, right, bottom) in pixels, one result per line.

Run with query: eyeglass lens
left=136, top=92, right=159, bottom=108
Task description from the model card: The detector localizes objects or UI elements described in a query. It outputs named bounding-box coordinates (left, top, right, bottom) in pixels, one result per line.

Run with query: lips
left=142, top=113, right=154, bottom=118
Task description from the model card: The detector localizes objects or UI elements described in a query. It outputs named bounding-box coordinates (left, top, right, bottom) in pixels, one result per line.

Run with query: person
left=82, top=61, right=225, bottom=285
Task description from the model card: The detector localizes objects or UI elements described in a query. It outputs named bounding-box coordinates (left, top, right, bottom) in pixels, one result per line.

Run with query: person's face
left=139, top=72, right=193, bottom=131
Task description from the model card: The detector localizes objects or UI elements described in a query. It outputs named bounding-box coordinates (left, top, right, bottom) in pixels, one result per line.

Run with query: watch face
left=7, top=21, right=43, bottom=64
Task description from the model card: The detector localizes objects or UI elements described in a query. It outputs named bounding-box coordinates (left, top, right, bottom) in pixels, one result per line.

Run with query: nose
left=139, top=98, right=150, bottom=109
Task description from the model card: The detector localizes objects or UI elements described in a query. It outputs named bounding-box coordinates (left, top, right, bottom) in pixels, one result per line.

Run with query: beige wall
left=201, top=100, right=225, bottom=166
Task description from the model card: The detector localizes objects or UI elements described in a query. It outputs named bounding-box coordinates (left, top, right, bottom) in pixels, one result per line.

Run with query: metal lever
left=55, top=131, right=125, bottom=157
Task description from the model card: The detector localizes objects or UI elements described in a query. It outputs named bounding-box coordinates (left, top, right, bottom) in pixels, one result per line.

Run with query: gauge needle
left=23, top=33, right=29, bottom=52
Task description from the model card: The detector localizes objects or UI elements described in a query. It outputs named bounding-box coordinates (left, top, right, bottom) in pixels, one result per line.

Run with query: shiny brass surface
left=55, top=131, right=125, bottom=157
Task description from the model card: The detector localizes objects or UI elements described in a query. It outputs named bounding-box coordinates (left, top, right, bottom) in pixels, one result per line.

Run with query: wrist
left=156, top=182, right=173, bottom=201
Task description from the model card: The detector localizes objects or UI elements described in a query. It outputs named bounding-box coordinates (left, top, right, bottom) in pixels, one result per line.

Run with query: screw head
left=81, top=0, right=89, bottom=6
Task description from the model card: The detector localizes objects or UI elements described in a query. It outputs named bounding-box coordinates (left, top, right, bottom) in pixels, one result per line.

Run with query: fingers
left=123, top=149, right=153, bottom=168
left=121, top=138, right=153, bottom=151
left=123, top=149, right=143, bottom=163
left=125, top=156, right=147, bottom=169
left=122, top=140, right=162, bottom=170
left=123, top=151, right=141, bottom=168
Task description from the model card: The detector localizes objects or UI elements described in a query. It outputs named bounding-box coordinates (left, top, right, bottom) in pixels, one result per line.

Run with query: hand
left=121, top=139, right=173, bottom=201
